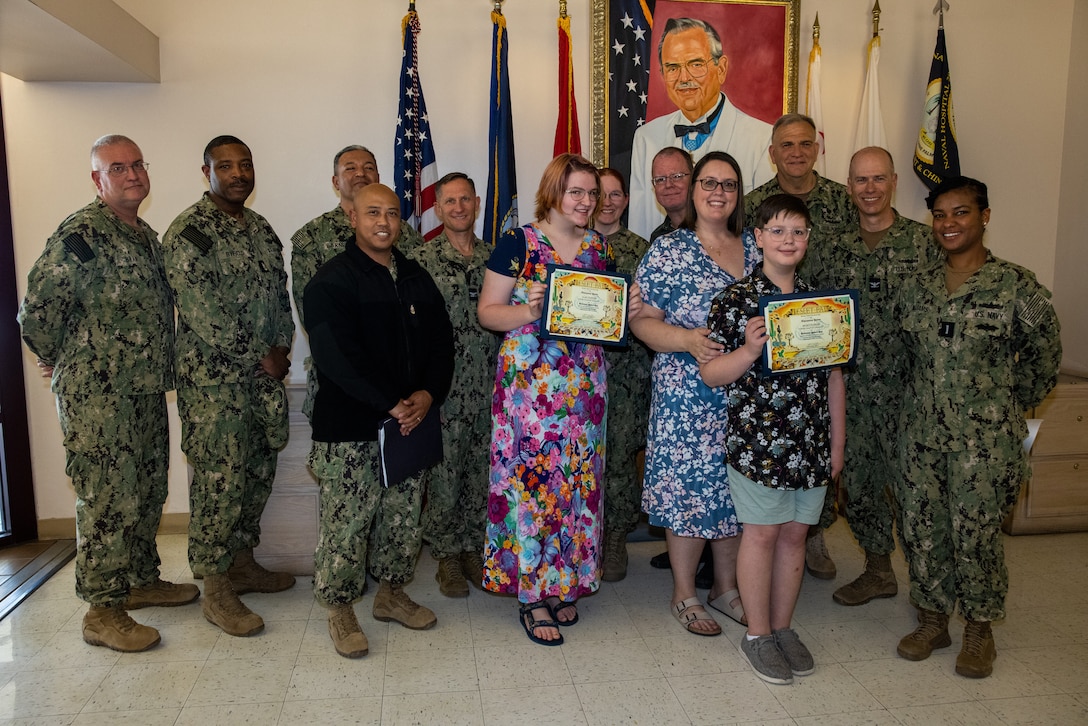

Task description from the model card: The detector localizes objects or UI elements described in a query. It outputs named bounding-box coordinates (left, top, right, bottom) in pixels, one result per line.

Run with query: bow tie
left=674, top=121, right=710, bottom=137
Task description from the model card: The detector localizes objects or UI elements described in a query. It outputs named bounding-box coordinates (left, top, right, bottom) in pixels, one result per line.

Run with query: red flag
left=553, top=14, right=582, bottom=156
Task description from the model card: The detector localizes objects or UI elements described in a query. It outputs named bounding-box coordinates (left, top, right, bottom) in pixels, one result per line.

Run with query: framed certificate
left=540, top=264, right=631, bottom=347
left=759, top=289, right=859, bottom=375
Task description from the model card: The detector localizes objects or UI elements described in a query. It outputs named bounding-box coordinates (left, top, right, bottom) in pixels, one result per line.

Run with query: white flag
left=854, top=35, right=887, bottom=151
left=805, top=35, right=826, bottom=175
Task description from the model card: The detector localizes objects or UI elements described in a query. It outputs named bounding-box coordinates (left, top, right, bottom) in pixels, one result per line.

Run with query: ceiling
left=0, top=0, right=158, bottom=83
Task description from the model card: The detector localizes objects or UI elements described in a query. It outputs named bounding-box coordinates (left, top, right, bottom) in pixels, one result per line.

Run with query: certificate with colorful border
left=540, top=264, right=631, bottom=347
left=758, top=289, right=859, bottom=375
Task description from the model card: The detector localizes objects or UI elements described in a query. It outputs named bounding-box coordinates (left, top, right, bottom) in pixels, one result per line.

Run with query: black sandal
left=546, top=597, right=579, bottom=626
left=519, top=602, right=563, bottom=646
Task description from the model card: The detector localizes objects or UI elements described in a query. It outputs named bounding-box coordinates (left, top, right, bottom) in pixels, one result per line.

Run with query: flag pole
left=871, top=0, right=881, bottom=38
left=933, top=0, right=950, bottom=28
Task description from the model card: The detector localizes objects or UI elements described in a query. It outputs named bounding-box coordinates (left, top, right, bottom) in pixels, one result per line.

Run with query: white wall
left=3, top=0, right=1080, bottom=523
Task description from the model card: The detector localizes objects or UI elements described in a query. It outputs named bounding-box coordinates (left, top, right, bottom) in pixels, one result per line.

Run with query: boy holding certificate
left=700, top=194, right=846, bottom=684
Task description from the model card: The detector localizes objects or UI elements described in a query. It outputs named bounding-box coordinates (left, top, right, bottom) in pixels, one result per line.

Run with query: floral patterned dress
left=483, top=224, right=611, bottom=604
left=636, top=227, right=761, bottom=538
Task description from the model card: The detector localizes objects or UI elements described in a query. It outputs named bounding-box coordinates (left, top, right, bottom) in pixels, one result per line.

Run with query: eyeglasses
left=662, top=58, right=715, bottom=80
left=602, top=191, right=626, bottom=201
left=761, top=226, right=811, bottom=240
left=565, top=188, right=600, bottom=201
left=651, top=172, right=690, bottom=188
left=95, top=162, right=150, bottom=176
left=696, top=178, right=739, bottom=193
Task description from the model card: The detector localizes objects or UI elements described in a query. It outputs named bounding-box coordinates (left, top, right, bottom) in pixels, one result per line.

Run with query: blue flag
left=913, top=25, right=960, bottom=190
left=484, top=9, right=517, bottom=247
left=394, top=10, right=440, bottom=241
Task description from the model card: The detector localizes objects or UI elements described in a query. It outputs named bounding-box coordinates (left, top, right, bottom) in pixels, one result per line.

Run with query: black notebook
left=378, top=408, right=443, bottom=487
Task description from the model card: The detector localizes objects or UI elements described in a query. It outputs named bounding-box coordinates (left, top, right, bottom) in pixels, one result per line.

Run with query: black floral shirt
left=706, top=265, right=833, bottom=491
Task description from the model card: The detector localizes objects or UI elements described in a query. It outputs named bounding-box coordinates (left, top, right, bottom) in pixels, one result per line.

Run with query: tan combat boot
left=805, top=527, right=836, bottom=580
left=328, top=604, right=369, bottom=658
left=897, top=608, right=952, bottom=660
left=435, top=556, right=469, bottom=598
left=126, top=578, right=200, bottom=609
left=227, top=548, right=295, bottom=594
left=601, top=529, right=629, bottom=582
left=202, top=573, right=264, bottom=637
left=373, top=581, right=436, bottom=630
left=82, top=605, right=160, bottom=652
left=460, top=551, right=484, bottom=591
left=956, top=619, right=996, bottom=678
left=832, top=552, right=898, bottom=606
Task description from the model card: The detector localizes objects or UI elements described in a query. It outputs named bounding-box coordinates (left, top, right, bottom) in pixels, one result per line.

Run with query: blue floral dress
left=483, top=224, right=611, bottom=604
left=636, top=227, right=761, bottom=537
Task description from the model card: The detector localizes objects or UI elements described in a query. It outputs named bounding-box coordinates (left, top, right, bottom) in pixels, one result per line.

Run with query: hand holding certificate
left=540, top=264, right=632, bottom=346
left=758, top=289, right=860, bottom=375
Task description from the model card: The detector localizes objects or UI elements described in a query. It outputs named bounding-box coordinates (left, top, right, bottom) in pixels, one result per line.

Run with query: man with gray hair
left=19, top=134, right=198, bottom=652
left=629, top=16, right=774, bottom=239
left=292, top=145, right=424, bottom=420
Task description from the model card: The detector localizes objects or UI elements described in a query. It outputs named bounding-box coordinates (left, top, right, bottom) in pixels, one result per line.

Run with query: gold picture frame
left=589, top=0, right=801, bottom=173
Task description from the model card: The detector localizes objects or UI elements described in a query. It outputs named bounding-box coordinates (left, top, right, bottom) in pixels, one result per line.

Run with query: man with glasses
left=648, top=148, right=693, bottom=243
left=804, top=146, right=940, bottom=606
left=629, top=16, right=774, bottom=239
left=743, top=113, right=856, bottom=580
left=164, top=135, right=296, bottom=638
left=19, top=134, right=198, bottom=652
left=292, top=145, right=425, bottom=421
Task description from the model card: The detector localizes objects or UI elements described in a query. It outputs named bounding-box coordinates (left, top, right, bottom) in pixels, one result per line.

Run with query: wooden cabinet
left=1005, top=374, right=1088, bottom=535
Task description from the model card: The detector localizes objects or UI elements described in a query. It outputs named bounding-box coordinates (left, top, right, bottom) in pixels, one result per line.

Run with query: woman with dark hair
left=632, top=151, right=761, bottom=636
left=477, top=154, right=641, bottom=646
left=895, top=176, right=1061, bottom=678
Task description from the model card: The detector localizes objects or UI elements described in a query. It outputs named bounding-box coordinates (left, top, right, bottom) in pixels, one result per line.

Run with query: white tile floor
left=0, top=522, right=1085, bottom=725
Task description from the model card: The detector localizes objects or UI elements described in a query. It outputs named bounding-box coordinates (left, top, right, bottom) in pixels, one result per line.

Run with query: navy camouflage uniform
left=601, top=226, right=652, bottom=537
left=163, top=193, right=295, bottom=577
left=18, top=199, right=174, bottom=606
left=291, top=206, right=424, bottom=420
left=805, top=212, right=941, bottom=554
left=745, top=172, right=857, bottom=283
left=408, top=233, right=500, bottom=560
left=896, top=252, right=1061, bottom=620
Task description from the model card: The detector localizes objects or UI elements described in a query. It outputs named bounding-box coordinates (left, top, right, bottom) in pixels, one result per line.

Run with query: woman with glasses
left=593, top=169, right=652, bottom=582
left=631, top=151, right=760, bottom=636
left=478, top=154, right=642, bottom=646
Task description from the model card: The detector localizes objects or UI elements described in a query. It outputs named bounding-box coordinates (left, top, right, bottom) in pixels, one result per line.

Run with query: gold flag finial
left=408, top=0, right=415, bottom=11
left=872, top=0, right=882, bottom=38
left=813, top=13, right=821, bottom=43
left=494, top=0, right=503, bottom=14
left=559, top=0, right=568, bottom=19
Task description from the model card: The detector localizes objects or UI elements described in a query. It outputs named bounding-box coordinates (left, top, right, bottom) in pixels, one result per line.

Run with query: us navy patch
left=1017, top=292, right=1051, bottom=329
left=62, top=233, right=95, bottom=263
left=180, top=225, right=214, bottom=254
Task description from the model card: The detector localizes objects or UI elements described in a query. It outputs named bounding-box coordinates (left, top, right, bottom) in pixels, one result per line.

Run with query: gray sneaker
left=739, top=634, right=793, bottom=685
left=773, top=627, right=814, bottom=676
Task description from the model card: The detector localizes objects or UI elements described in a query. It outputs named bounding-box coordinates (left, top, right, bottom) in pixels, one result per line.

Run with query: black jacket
left=304, top=242, right=454, bottom=442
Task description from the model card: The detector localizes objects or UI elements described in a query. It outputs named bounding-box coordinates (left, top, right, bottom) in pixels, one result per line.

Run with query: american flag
left=606, top=0, right=654, bottom=189
left=394, top=10, right=440, bottom=241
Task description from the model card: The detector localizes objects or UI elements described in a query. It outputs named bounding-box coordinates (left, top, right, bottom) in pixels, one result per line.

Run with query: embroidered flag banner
left=484, top=9, right=518, bottom=247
